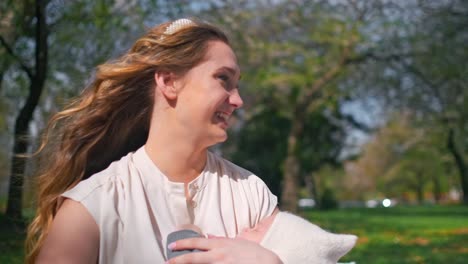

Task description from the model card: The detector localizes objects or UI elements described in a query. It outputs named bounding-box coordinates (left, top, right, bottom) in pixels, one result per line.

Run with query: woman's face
left=174, top=40, right=243, bottom=147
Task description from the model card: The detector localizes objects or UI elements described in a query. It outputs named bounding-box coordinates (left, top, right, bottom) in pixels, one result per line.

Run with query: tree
left=406, top=0, right=468, bottom=204
left=339, top=0, right=468, bottom=204
left=345, top=112, right=456, bottom=203
left=1, top=0, right=48, bottom=220
left=205, top=0, right=391, bottom=212
left=384, top=146, right=448, bottom=204
left=227, top=97, right=346, bottom=203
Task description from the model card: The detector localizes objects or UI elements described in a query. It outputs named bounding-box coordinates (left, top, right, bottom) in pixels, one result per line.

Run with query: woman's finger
left=167, top=251, right=216, bottom=264
left=169, top=237, right=224, bottom=251
left=206, top=233, right=224, bottom=239
left=167, top=237, right=282, bottom=264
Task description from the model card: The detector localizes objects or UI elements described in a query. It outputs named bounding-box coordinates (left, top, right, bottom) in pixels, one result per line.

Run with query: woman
left=26, top=18, right=281, bottom=263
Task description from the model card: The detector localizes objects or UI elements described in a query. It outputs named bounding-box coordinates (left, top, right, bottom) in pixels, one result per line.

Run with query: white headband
left=163, top=18, right=195, bottom=37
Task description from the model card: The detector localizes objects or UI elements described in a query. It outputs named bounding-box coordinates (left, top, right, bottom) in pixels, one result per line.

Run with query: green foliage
left=319, top=187, right=338, bottom=210
left=397, top=123, right=456, bottom=201
left=311, top=164, right=347, bottom=201
left=382, top=136, right=452, bottom=203
left=344, top=0, right=468, bottom=202
left=346, top=112, right=459, bottom=203
left=227, top=105, right=290, bottom=198
left=227, top=99, right=347, bottom=199
left=298, top=103, right=345, bottom=173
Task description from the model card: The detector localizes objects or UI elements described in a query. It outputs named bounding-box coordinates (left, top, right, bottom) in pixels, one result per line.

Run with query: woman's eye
left=218, top=74, right=230, bottom=83
left=218, top=74, right=235, bottom=90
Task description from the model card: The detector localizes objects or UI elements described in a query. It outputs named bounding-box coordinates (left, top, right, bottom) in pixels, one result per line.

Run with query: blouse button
left=192, top=183, right=199, bottom=191
left=191, top=200, right=197, bottom=208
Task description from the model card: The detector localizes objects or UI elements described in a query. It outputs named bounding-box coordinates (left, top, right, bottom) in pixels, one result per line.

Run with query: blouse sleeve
left=251, top=178, right=278, bottom=224
left=223, top=158, right=278, bottom=225
left=61, top=172, right=124, bottom=263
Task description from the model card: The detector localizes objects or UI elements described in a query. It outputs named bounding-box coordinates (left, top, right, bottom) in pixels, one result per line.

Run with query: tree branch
left=342, top=113, right=373, bottom=133
left=0, top=35, right=34, bottom=79
left=345, top=49, right=449, bottom=114
left=345, top=50, right=425, bottom=64
left=401, top=61, right=447, bottom=110
left=297, top=46, right=352, bottom=113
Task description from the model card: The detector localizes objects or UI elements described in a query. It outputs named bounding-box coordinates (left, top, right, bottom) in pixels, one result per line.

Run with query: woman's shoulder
left=62, top=154, right=131, bottom=201
left=207, top=152, right=263, bottom=184
left=206, top=152, right=278, bottom=223
left=60, top=151, right=139, bottom=222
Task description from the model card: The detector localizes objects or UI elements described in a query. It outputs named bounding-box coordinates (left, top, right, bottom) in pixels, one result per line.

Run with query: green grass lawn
left=1, top=205, right=467, bottom=263
left=303, top=205, right=468, bottom=264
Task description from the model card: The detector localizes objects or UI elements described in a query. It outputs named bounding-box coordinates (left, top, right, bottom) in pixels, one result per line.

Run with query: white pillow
left=260, top=212, right=357, bottom=264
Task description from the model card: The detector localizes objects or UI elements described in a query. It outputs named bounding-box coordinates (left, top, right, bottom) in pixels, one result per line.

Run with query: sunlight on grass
left=304, top=205, right=468, bottom=264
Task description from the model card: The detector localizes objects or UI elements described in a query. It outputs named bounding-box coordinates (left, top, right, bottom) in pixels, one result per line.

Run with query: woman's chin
left=216, top=132, right=228, bottom=143
left=209, top=131, right=228, bottom=145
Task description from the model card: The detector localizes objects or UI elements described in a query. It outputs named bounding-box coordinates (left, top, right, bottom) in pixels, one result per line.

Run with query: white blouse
left=62, top=146, right=277, bottom=264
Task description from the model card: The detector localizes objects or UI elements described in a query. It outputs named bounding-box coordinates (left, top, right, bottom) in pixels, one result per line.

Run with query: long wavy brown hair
left=25, top=18, right=229, bottom=263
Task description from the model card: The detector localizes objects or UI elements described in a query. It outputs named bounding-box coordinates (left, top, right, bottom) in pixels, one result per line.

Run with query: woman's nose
left=229, top=89, right=243, bottom=109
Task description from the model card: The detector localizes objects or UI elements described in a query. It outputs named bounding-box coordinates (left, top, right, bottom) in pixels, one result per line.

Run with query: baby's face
left=237, top=213, right=276, bottom=243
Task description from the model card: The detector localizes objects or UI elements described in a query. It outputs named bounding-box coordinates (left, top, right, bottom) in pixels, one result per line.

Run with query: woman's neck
left=145, top=125, right=207, bottom=183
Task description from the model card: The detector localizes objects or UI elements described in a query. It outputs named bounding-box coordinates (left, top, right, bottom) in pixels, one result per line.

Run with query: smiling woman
left=152, top=40, right=243, bottom=149
left=26, top=18, right=281, bottom=264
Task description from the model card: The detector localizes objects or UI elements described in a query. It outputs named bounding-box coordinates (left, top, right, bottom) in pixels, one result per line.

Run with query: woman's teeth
left=216, top=112, right=228, bottom=122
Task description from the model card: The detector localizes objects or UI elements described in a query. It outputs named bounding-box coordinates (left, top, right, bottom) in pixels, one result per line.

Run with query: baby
left=167, top=212, right=357, bottom=264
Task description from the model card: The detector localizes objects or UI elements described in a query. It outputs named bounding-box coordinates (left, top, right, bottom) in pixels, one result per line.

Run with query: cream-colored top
left=62, top=146, right=277, bottom=264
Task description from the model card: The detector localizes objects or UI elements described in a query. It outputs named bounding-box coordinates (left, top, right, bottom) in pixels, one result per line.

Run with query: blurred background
left=1, top=0, right=467, bottom=263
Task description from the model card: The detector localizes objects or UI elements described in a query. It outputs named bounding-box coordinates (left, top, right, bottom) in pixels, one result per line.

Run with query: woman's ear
left=154, top=71, right=178, bottom=100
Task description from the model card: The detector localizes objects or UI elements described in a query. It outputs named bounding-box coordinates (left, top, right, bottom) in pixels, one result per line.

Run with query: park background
left=1, top=0, right=467, bottom=263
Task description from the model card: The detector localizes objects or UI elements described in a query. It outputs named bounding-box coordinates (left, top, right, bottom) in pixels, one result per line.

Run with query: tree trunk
left=416, top=187, right=424, bottom=204
left=416, top=184, right=424, bottom=205
left=413, top=171, right=424, bottom=205
left=447, top=128, right=468, bottom=205
left=281, top=113, right=305, bottom=213
left=305, top=173, right=320, bottom=208
left=432, top=175, right=441, bottom=204
left=0, top=71, right=3, bottom=92
left=6, top=0, right=48, bottom=220
left=411, top=172, right=425, bottom=205
left=279, top=46, right=350, bottom=212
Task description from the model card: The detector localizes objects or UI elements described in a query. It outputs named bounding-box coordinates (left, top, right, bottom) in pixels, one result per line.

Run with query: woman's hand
left=166, top=236, right=283, bottom=264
